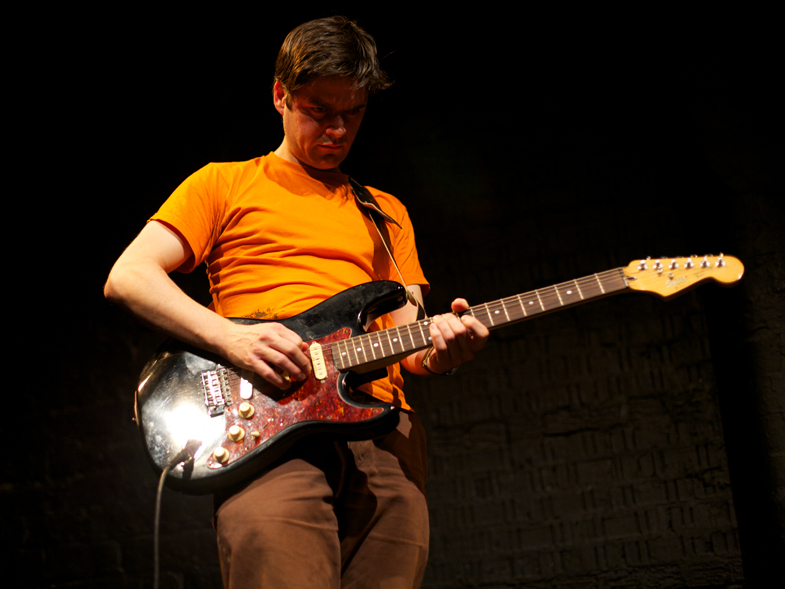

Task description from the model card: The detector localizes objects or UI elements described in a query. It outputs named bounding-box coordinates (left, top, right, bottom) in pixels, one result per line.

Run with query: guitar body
left=135, top=281, right=408, bottom=494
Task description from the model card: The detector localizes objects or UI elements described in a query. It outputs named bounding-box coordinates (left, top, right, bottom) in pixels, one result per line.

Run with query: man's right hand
left=218, top=321, right=312, bottom=390
left=105, top=221, right=311, bottom=390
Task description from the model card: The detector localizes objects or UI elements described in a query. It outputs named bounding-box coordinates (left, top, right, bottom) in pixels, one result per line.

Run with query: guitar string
left=330, top=256, right=736, bottom=367
left=218, top=259, right=723, bottom=373
left=332, top=268, right=626, bottom=363
left=329, top=267, right=629, bottom=367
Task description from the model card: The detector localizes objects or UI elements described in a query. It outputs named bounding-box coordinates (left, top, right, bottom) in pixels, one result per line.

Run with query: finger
left=460, top=315, right=490, bottom=349
left=439, top=313, right=473, bottom=357
left=428, top=314, right=470, bottom=368
left=255, top=340, right=313, bottom=383
left=450, top=298, right=470, bottom=313
left=248, top=358, right=292, bottom=390
left=252, top=324, right=312, bottom=376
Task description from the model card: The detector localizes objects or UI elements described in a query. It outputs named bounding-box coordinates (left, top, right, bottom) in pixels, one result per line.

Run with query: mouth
left=317, top=143, right=343, bottom=151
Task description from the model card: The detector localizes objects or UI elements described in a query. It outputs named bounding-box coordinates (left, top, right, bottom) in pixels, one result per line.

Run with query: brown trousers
left=214, top=411, right=429, bottom=588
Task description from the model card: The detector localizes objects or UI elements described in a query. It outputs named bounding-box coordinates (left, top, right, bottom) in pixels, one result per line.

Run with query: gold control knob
left=228, top=425, right=245, bottom=442
left=239, top=402, right=255, bottom=419
left=213, top=447, right=229, bottom=463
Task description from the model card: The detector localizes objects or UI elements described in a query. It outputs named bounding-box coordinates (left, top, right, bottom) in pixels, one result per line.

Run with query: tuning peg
left=669, top=259, right=679, bottom=270
left=684, top=257, right=694, bottom=269
left=638, top=260, right=648, bottom=271
left=701, top=256, right=710, bottom=268
left=716, top=253, right=725, bottom=267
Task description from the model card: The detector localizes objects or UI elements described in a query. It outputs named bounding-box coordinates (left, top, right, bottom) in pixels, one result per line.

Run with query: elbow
left=103, top=270, right=120, bottom=303
left=104, top=263, right=129, bottom=305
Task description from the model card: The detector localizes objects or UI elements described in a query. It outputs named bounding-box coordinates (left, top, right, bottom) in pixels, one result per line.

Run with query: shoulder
left=363, top=185, right=410, bottom=220
left=198, top=157, right=264, bottom=184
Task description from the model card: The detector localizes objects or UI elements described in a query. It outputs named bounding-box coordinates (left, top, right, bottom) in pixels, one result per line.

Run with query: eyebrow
left=302, top=96, right=367, bottom=110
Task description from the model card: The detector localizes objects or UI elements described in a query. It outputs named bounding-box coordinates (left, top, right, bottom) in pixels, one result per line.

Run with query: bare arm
left=104, top=221, right=311, bottom=389
left=391, top=285, right=489, bottom=376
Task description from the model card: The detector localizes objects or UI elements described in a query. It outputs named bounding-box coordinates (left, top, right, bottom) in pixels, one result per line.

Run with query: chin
left=310, top=154, right=346, bottom=171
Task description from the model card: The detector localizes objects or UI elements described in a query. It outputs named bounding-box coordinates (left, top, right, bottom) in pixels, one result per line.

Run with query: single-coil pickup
left=310, top=342, right=328, bottom=380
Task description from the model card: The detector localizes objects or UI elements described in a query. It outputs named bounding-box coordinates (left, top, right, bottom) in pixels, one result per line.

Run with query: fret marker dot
left=393, top=338, right=398, bottom=342
left=529, top=301, right=534, bottom=305
left=373, top=343, right=378, bottom=347
left=356, top=348, right=361, bottom=352
left=495, top=310, right=500, bottom=314
left=567, top=290, right=572, bottom=295
left=428, top=336, right=432, bottom=341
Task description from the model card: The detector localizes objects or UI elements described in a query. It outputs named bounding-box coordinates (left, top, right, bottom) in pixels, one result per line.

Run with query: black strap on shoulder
left=348, top=176, right=424, bottom=317
left=348, top=177, right=401, bottom=228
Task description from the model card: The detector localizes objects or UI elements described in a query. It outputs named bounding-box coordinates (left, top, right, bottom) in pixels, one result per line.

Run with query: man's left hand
left=425, top=298, right=489, bottom=374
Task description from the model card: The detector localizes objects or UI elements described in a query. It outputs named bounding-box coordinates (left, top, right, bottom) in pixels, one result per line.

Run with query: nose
left=325, top=115, right=346, bottom=138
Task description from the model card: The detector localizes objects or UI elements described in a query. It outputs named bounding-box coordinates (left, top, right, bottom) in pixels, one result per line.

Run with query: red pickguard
left=206, top=328, right=387, bottom=468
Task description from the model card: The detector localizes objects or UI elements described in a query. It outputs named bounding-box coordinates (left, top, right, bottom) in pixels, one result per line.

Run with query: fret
left=574, top=279, right=584, bottom=300
left=421, top=319, right=433, bottom=346
left=338, top=339, right=354, bottom=369
left=345, top=338, right=354, bottom=369
left=490, top=302, right=505, bottom=324
left=542, top=286, right=559, bottom=311
left=517, top=294, right=528, bottom=317
left=523, top=294, right=540, bottom=315
left=385, top=328, right=395, bottom=357
left=331, top=340, right=343, bottom=370
left=535, top=289, right=545, bottom=311
left=368, top=332, right=380, bottom=359
left=501, top=299, right=510, bottom=322
left=403, top=323, right=416, bottom=352
left=357, top=337, right=368, bottom=364
left=389, top=327, right=402, bottom=355
left=375, top=331, right=387, bottom=357
left=416, top=320, right=430, bottom=348
left=595, top=273, right=605, bottom=294
left=555, top=281, right=583, bottom=307
left=485, top=302, right=495, bottom=326
left=554, top=285, right=564, bottom=306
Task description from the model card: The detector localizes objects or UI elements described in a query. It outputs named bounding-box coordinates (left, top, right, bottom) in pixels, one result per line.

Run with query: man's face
left=274, top=77, right=368, bottom=172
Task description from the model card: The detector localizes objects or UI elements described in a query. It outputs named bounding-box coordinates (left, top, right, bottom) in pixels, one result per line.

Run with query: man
left=105, top=16, right=488, bottom=588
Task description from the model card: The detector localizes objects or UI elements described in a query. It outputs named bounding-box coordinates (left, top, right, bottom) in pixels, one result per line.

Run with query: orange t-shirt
left=151, top=153, right=429, bottom=409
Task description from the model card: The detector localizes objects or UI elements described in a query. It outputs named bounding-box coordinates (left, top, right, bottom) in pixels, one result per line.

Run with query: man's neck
left=274, top=141, right=342, bottom=175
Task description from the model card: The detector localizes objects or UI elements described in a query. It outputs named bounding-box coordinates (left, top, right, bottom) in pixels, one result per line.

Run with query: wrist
left=421, top=347, right=458, bottom=376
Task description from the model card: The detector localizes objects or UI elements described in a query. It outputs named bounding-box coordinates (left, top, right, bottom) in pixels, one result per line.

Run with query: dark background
left=8, top=6, right=782, bottom=588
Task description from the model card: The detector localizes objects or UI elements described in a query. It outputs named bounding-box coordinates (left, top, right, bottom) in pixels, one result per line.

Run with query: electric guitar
left=135, top=254, right=743, bottom=494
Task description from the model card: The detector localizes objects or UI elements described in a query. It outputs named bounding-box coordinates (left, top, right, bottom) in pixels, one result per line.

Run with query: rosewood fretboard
left=332, top=268, right=629, bottom=371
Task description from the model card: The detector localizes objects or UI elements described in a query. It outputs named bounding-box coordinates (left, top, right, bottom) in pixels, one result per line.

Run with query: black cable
left=153, top=440, right=202, bottom=589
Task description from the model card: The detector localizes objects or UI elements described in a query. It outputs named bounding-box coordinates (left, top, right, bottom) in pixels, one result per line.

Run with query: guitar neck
left=333, top=268, right=629, bottom=371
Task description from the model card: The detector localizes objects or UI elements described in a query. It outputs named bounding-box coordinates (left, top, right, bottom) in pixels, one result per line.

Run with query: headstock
left=625, top=254, right=744, bottom=298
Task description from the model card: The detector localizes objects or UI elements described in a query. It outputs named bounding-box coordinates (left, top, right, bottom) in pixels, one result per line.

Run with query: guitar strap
left=349, top=177, right=427, bottom=320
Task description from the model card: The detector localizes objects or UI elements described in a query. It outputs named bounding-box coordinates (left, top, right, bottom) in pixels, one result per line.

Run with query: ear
left=273, top=81, right=288, bottom=115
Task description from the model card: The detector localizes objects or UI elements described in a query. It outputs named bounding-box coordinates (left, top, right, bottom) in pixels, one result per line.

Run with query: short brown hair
left=274, top=16, right=391, bottom=100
